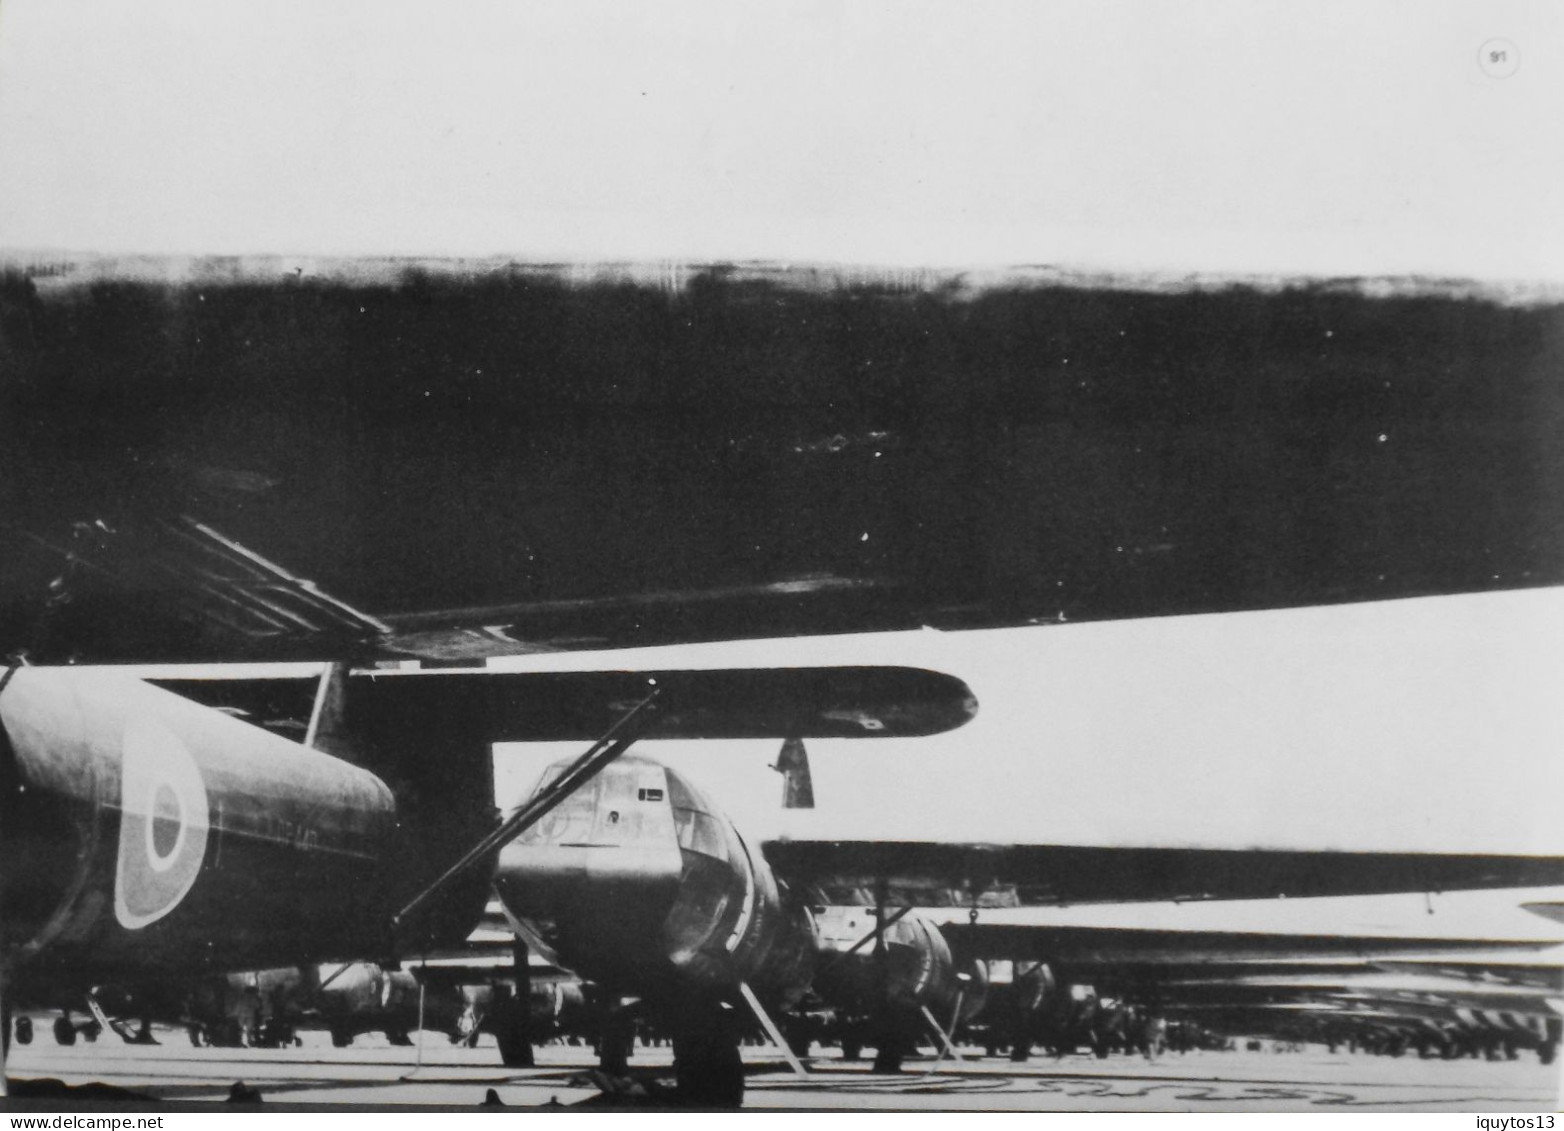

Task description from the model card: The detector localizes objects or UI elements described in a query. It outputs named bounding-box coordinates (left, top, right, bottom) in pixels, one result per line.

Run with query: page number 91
left=1479, top=38, right=1520, bottom=79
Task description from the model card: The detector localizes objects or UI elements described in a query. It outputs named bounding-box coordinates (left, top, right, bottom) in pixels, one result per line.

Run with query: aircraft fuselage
left=1, top=668, right=398, bottom=988
left=493, top=753, right=977, bottom=1033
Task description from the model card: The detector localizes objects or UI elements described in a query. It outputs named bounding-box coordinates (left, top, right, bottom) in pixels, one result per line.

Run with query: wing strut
left=736, top=982, right=808, bottom=1078
left=389, top=685, right=661, bottom=941
left=920, top=1004, right=965, bottom=1068
left=0, top=952, right=8, bottom=1098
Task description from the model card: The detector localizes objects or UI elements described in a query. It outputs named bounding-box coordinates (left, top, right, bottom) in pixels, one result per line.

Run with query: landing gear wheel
left=590, top=1006, right=634, bottom=1076
left=497, top=1021, right=536, bottom=1069
left=673, top=1029, right=745, bottom=1108
left=15, top=1016, right=33, bottom=1046
left=871, top=1020, right=914, bottom=1074
left=486, top=989, right=535, bottom=1069
left=53, top=1016, right=77, bottom=1046
left=385, top=1028, right=413, bottom=1047
left=782, top=1018, right=812, bottom=1059
left=869, top=1007, right=915, bottom=1074
left=212, top=1019, right=244, bottom=1047
left=329, top=1025, right=354, bottom=1048
left=871, top=1047, right=905, bottom=1073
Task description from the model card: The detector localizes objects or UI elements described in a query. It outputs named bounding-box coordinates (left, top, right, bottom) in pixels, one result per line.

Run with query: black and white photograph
left=1, top=0, right=1561, bottom=1114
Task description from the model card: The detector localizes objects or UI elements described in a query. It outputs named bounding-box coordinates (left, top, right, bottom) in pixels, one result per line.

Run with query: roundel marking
left=148, top=781, right=185, bottom=870
left=115, top=716, right=212, bottom=930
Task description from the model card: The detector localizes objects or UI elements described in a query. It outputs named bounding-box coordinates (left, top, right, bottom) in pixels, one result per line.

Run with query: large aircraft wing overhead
left=6, top=260, right=1564, bottom=667
left=761, top=841, right=1564, bottom=907
left=151, top=665, right=977, bottom=740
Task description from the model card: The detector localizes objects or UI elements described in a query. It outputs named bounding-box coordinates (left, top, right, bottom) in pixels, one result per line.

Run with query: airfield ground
left=5, top=1027, right=1560, bottom=1112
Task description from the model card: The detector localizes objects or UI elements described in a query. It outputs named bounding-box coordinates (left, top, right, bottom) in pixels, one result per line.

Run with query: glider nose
left=496, top=754, right=684, bottom=907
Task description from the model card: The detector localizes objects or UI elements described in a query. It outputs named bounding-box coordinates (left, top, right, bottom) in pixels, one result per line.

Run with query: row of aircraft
left=13, top=895, right=1563, bottom=1081
left=6, top=670, right=1562, bottom=1102
left=2, top=257, right=1563, bottom=1104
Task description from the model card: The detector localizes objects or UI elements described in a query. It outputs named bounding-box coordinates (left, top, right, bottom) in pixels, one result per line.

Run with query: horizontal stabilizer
left=152, top=664, right=977, bottom=740
left=762, top=841, right=1564, bottom=907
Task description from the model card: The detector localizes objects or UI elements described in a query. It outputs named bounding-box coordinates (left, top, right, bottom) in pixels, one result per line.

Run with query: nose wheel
left=595, top=1010, right=635, bottom=1076
left=670, top=997, right=745, bottom=1108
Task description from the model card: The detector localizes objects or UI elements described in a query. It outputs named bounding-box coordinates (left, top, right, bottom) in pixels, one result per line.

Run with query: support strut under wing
left=737, top=982, right=808, bottom=1078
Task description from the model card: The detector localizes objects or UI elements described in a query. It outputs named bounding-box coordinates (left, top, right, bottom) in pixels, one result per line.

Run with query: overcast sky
left=490, top=588, right=1564, bottom=939
left=484, top=591, right=1564, bottom=938
left=493, top=588, right=1564, bottom=856
left=1, top=0, right=1560, bottom=278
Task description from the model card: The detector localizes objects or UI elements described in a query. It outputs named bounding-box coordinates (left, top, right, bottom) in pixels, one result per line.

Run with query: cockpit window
left=673, top=806, right=729, bottom=861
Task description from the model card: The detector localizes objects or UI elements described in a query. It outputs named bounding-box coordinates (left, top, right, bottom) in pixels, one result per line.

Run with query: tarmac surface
left=5, top=1028, right=1562, bottom=1112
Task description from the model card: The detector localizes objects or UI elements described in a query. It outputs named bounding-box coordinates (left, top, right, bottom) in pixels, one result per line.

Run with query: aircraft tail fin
left=304, top=662, right=356, bottom=759
left=774, top=736, right=814, bottom=809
